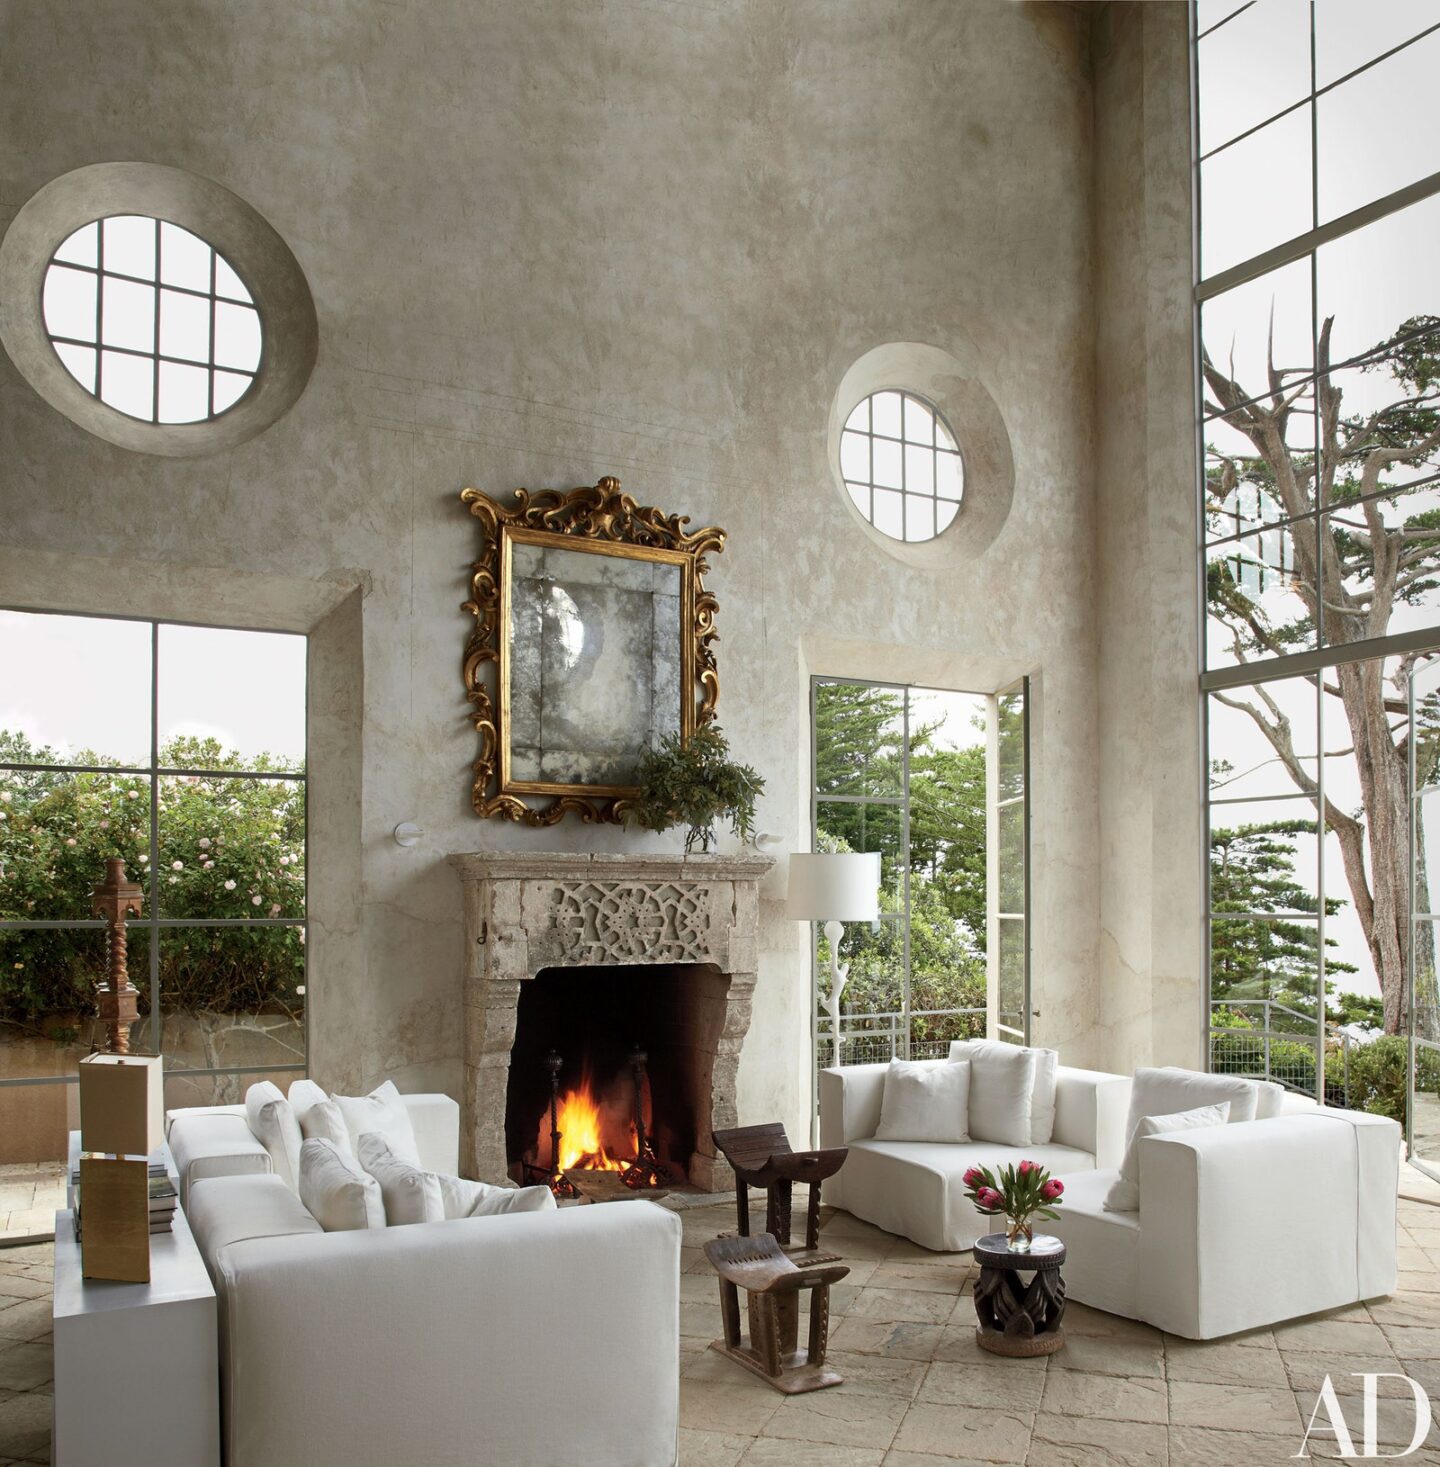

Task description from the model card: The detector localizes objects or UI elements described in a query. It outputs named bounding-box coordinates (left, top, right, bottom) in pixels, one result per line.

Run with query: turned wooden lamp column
left=91, top=857, right=143, bottom=1054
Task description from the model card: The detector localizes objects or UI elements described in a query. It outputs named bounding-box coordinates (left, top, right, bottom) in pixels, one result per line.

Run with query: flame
left=549, top=1072, right=633, bottom=1173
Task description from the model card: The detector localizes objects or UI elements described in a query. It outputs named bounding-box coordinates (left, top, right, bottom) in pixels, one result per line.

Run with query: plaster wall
left=1092, top=2, right=1205, bottom=1074
left=1, top=0, right=1107, bottom=1146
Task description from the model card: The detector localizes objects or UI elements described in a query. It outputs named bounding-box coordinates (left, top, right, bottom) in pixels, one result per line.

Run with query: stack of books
left=71, top=1153, right=179, bottom=1240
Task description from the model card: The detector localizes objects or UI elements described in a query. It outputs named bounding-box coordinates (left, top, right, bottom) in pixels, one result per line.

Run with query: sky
left=0, top=610, right=306, bottom=769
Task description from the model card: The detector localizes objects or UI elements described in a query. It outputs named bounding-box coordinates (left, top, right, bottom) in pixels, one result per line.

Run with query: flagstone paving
left=1, top=1166, right=1438, bottom=1463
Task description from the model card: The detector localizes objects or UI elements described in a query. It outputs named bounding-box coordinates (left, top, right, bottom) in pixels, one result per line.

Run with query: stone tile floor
left=2, top=1166, right=1438, bottom=1464
left=0, top=1166, right=64, bottom=1247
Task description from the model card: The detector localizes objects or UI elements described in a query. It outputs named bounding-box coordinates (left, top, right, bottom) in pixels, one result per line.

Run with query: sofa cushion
left=331, top=1080, right=422, bottom=1166
left=298, top=1137, right=386, bottom=1231
left=243, top=1081, right=303, bottom=1191
left=1043, top=1167, right=1139, bottom=1321
left=875, top=1059, right=970, bottom=1143
left=1155, top=1065, right=1283, bottom=1120
left=841, top=1138, right=1095, bottom=1252
left=187, top=1173, right=322, bottom=1277
left=948, top=1043, right=1036, bottom=1146
left=1104, top=1101, right=1231, bottom=1213
left=1125, top=1068, right=1259, bottom=1139
left=357, top=1132, right=444, bottom=1225
left=438, top=1174, right=557, bottom=1219
left=950, top=1041, right=1058, bottom=1144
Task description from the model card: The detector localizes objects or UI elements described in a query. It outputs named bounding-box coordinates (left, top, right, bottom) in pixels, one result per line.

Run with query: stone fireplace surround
left=448, top=851, right=772, bottom=1191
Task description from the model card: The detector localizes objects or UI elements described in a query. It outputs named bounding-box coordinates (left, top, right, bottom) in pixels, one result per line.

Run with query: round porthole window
left=43, top=216, right=262, bottom=425
left=839, top=390, right=964, bottom=543
left=0, top=163, right=317, bottom=457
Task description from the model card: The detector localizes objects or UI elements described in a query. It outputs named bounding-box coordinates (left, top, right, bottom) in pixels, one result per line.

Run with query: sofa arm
left=168, top=1111, right=271, bottom=1206
left=819, top=1064, right=887, bottom=1148
left=215, top=1202, right=681, bottom=1467
left=401, top=1092, right=460, bottom=1175
left=1137, top=1113, right=1377, bottom=1339
left=1051, top=1067, right=1131, bottom=1167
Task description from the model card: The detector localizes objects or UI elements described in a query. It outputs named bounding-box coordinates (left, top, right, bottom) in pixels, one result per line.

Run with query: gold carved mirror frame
left=459, top=476, right=726, bottom=825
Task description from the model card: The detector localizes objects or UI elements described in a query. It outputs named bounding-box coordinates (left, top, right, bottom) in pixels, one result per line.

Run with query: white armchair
left=1049, top=1106, right=1400, bottom=1339
left=819, top=1061, right=1131, bottom=1252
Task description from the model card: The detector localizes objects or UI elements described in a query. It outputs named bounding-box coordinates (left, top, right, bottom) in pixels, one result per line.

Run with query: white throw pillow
left=1126, top=1067, right=1259, bottom=1135
left=356, top=1133, right=444, bottom=1225
left=437, top=1173, right=557, bottom=1219
left=243, top=1081, right=303, bottom=1191
left=1156, top=1065, right=1283, bottom=1121
left=949, top=1040, right=1059, bottom=1144
left=296, top=1096, right=351, bottom=1153
left=287, top=1078, right=329, bottom=1117
left=298, top=1138, right=386, bottom=1231
left=873, top=1059, right=971, bottom=1143
left=330, top=1080, right=422, bottom=1166
left=946, top=1042, right=1037, bottom=1145
left=1103, top=1101, right=1231, bottom=1212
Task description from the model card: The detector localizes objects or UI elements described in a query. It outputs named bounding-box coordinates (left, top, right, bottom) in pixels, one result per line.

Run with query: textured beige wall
left=0, top=1, right=1134, bottom=1142
left=1092, top=2, right=1205, bottom=1074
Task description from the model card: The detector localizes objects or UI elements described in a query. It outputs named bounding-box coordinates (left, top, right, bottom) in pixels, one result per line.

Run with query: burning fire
left=546, top=1069, right=638, bottom=1173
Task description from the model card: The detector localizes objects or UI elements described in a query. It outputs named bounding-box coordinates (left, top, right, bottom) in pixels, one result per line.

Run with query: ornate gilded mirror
left=459, top=476, right=726, bottom=824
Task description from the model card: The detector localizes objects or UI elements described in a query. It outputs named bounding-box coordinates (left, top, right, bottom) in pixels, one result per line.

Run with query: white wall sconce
left=393, top=822, right=424, bottom=848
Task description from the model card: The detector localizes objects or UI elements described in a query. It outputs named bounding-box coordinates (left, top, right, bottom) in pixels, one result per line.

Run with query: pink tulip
left=962, top=1167, right=986, bottom=1190
left=1040, top=1179, right=1064, bottom=1201
left=976, top=1187, right=1003, bottom=1210
left=1018, top=1160, right=1038, bottom=1176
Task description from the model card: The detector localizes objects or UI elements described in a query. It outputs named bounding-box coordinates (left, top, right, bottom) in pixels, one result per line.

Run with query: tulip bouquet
left=962, top=1159, right=1065, bottom=1251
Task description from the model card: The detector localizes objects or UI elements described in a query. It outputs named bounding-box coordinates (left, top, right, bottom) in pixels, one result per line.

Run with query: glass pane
left=815, top=801, right=903, bottom=901
left=845, top=397, right=869, bottom=432
left=813, top=681, right=904, bottom=796
left=42, top=265, right=97, bottom=343
left=212, top=254, right=252, bottom=304
left=157, top=623, right=306, bottom=772
left=159, top=222, right=212, bottom=293
left=165, top=1066, right=303, bottom=1111
left=1315, top=196, right=1440, bottom=367
left=157, top=775, right=304, bottom=919
left=872, top=487, right=902, bottom=539
left=52, top=221, right=97, bottom=268
left=53, top=342, right=96, bottom=393
left=158, top=927, right=305, bottom=1072
left=1207, top=674, right=1318, bottom=801
left=902, top=494, right=934, bottom=543
left=101, top=275, right=155, bottom=353
left=998, top=802, right=1024, bottom=913
left=1205, top=521, right=1316, bottom=668
left=1209, top=916, right=1321, bottom=1018
left=840, top=429, right=869, bottom=481
left=0, top=930, right=110, bottom=1079
left=903, top=396, right=933, bottom=444
left=1417, top=919, right=1440, bottom=1044
left=1210, top=1012, right=1320, bottom=1092
left=822, top=917, right=902, bottom=1066
left=936, top=500, right=960, bottom=535
left=996, top=917, right=1025, bottom=1037
left=99, top=349, right=155, bottom=421
left=1315, top=0, right=1437, bottom=87
left=1322, top=487, right=1440, bottom=648
left=103, top=215, right=156, bottom=280
left=844, top=480, right=869, bottom=517
left=997, top=687, right=1025, bottom=801
left=910, top=883, right=985, bottom=1045
left=212, top=369, right=252, bottom=414
left=935, top=450, right=962, bottom=501
left=0, top=1079, right=78, bottom=1166
left=0, top=770, right=152, bottom=920
left=158, top=286, right=210, bottom=364
left=0, top=609, right=152, bottom=765
left=1197, top=0, right=1312, bottom=155
left=1317, top=30, right=1440, bottom=225
left=1209, top=799, right=1321, bottom=920
left=1413, top=1040, right=1440, bottom=1170
left=157, top=360, right=211, bottom=424
left=1200, top=256, right=1314, bottom=395
left=1200, top=106, right=1313, bottom=279
left=871, top=391, right=902, bottom=438
left=872, top=437, right=902, bottom=490
left=212, top=302, right=261, bottom=373
left=904, top=443, right=935, bottom=494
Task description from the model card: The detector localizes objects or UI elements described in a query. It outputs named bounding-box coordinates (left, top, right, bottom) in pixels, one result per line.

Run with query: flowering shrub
left=0, top=733, right=304, bottom=1039
left=962, top=1159, right=1065, bottom=1244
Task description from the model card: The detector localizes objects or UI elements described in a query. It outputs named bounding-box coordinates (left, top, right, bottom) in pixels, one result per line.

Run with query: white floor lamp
left=787, top=851, right=881, bottom=1068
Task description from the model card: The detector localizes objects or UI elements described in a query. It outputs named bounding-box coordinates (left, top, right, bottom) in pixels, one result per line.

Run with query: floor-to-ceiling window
left=0, top=610, right=307, bottom=1160
left=1195, top=3, right=1440, bottom=1167
left=810, top=678, right=1013, bottom=1076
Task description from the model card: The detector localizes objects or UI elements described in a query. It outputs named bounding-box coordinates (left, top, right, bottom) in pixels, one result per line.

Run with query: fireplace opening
left=504, top=963, right=731, bottom=1192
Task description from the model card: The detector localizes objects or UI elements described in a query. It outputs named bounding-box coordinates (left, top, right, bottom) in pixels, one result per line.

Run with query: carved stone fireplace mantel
left=448, top=851, right=773, bottom=1189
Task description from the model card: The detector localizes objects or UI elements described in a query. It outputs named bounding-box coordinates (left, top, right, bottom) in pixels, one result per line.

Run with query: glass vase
left=1006, top=1220, right=1034, bottom=1253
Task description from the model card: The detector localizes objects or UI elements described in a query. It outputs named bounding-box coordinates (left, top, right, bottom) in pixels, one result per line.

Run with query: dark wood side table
left=971, top=1232, right=1067, bottom=1357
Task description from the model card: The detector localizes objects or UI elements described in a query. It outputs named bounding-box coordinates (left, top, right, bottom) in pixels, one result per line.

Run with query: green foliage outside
left=0, top=731, right=305, bottom=1047
left=813, top=682, right=987, bottom=1055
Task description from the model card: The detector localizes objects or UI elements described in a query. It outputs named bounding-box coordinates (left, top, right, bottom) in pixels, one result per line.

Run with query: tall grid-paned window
left=1194, top=2, right=1440, bottom=1172
left=810, top=679, right=989, bottom=1078
left=0, top=610, right=307, bottom=1163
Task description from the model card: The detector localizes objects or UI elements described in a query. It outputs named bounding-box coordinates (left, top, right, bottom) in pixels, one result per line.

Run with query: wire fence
left=816, top=1006, right=986, bottom=1070
left=1209, top=998, right=1357, bottom=1106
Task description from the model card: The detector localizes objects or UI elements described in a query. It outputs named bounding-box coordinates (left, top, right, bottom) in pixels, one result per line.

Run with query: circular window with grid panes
left=41, top=215, right=262, bottom=424
left=839, top=390, right=964, bottom=542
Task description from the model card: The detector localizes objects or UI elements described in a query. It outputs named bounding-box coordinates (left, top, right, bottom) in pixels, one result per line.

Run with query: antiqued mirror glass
left=507, top=541, right=683, bottom=787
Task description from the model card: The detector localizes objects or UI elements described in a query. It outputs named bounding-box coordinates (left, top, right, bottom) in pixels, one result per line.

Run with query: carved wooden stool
left=971, top=1232, right=1067, bottom=1357
left=712, top=1123, right=848, bottom=1265
left=704, top=1233, right=850, bottom=1394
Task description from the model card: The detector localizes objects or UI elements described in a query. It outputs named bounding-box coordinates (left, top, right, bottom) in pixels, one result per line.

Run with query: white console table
left=51, top=1146, right=220, bottom=1467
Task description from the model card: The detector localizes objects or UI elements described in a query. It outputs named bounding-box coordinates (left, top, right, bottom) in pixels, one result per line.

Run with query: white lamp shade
left=785, top=852, right=881, bottom=923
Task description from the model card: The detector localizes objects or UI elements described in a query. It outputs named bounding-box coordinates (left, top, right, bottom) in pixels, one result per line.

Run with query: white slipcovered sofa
left=1048, top=1099, right=1400, bottom=1340
left=169, top=1087, right=681, bottom=1467
left=818, top=1058, right=1131, bottom=1251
